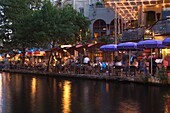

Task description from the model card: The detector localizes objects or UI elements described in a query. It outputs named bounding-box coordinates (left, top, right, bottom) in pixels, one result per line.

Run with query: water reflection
left=62, top=81, right=71, bottom=113
left=106, top=83, right=109, bottom=93
left=119, top=100, right=140, bottom=113
left=0, top=74, right=3, bottom=113
left=31, top=78, right=37, bottom=112
left=164, top=95, right=170, bottom=113
left=0, top=73, right=169, bottom=113
left=31, top=78, right=37, bottom=95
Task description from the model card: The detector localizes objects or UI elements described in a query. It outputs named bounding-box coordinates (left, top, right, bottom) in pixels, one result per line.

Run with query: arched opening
left=110, top=19, right=123, bottom=36
left=110, top=19, right=115, bottom=36
left=93, top=19, right=106, bottom=39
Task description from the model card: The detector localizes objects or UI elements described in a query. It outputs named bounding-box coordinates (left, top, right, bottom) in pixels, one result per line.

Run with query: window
left=79, top=7, right=84, bottom=15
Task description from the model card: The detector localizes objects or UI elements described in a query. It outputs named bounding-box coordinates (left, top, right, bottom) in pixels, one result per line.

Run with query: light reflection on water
left=62, top=81, right=71, bottom=113
left=31, top=78, right=37, bottom=112
left=164, top=96, right=170, bottom=113
left=119, top=100, right=140, bottom=113
left=0, top=74, right=2, bottom=113
left=0, top=72, right=169, bottom=113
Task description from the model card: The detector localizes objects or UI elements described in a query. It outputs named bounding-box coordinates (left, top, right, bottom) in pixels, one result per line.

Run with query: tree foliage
left=0, top=0, right=45, bottom=51
left=34, top=1, right=91, bottom=47
left=0, top=0, right=91, bottom=68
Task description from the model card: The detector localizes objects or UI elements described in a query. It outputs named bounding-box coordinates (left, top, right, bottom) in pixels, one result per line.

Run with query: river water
left=0, top=72, right=170, bottom=113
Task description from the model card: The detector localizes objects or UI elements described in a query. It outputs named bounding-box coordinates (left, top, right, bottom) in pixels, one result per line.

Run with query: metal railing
left=121, top=27, right=144, bottom=42
left=151, top=18, right=170, bottom=35
left=89, top=4, right=106, bottom=9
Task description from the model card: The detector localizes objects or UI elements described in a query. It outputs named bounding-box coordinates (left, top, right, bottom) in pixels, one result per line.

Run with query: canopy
left=33, top=51, right=46, bottom=56
left=88, top=42, right=104, bottom=52
left=26, top=48, right=46, bottom=56
left=163, top=38, right=170, bottom=46
left=117, top=42, right=137, bottom=50
left=25, top=49, right=33, bottom=56
left=75, top=44, right=88, bottom=54
left=137, top=40, right=166, bottom=49
left=65, top=46, right=76, bottom=55
left=100, top=44, right=117, bottom=51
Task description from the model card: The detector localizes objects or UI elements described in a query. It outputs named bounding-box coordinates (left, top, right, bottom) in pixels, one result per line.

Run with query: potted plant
left=140, top=74, right=150, bottom=83
left=96, top=2, right=102, bottom=6
left=158, top=67, right=168, bottom=84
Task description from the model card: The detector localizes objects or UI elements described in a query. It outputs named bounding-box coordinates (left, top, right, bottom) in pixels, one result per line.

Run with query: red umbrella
left=25, top=52, right=33, bottom=56
left=34, top=51, right=46, bottom=56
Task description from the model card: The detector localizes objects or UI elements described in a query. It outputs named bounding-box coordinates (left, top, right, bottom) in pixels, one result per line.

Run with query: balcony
left=151, top=18, right=170, bottom=36
left=121, top=27, right=144, bottom=42
left=89, top=4, right=114, bottom=21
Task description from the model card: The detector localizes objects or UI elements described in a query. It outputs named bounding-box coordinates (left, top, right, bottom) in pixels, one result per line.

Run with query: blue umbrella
left=27, top=49, right=34, bottom=52
left=117, top=42, right=138, bottom=68
left=163, top=38, right=170, bottom=46
left=100, top=44, right=117, bottom=51
left=117, top=42, right=137, bottom=50
left=137, top=40, right=166, bottom=49
left=137, top=40, right=166, bottom=75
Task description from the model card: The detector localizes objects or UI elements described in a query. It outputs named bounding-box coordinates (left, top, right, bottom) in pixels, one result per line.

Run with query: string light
left=114, top=2, right=132, bottom=21
left=127, top=0, right=138, bottom=19
left=117, top=9, right=131, bottom=21
left=121, top=2, right=137, bottom=20
left=106, top=0, right=170, bottom=21
left=116, top=1, right=137, bottom=20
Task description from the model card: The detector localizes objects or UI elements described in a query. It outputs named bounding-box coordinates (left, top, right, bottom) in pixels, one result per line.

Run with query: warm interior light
left=148, top=0, right=151, bottom=5
left=145, top=29, right=150, bottom=34
left=94, top=32, right=98, bottom=38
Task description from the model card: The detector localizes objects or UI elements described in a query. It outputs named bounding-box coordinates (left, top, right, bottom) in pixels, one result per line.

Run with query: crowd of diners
left=0, top=51, right=167, bottom=77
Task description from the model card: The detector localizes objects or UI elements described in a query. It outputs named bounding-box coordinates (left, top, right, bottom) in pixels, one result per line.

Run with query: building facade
left=51, top=0, right=115, bottom=41
left=51, top=0, right=170, bottom=43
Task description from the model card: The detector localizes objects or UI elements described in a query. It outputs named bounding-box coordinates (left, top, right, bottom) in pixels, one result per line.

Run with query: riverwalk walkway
left=2, top=69, right=170, bottom=86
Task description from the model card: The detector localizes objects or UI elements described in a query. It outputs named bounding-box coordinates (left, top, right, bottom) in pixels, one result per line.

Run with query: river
left=0, top=72, right=170, bottom=113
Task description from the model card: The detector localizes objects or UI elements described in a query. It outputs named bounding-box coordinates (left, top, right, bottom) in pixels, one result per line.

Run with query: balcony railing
left=89, top=4, right=106, bottom=9
left=121, top=27, right=144, bottom=42
left=151, top=18, right=170, bottom=35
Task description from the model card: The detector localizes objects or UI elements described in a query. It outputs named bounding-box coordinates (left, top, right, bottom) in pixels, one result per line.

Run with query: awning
left=75, top=44, right=88, bottom=54
left=66, top=46, right=76, bottom=55
left=87, top=42, right=105, bottom=52
left=34, top=51, right=46, bottom=56
left=25, top=52, right=33, bottom=56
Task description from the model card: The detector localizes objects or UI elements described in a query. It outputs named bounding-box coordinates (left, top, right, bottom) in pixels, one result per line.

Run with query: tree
left=33, top=1, right=90, bottom=71
left=0, top=0, right=90, bottom=70
left=0, top=0, right=46, bottom=64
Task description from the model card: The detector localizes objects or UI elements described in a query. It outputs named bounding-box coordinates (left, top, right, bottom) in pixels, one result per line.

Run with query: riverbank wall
left=2, top=69, right=170, bottom=87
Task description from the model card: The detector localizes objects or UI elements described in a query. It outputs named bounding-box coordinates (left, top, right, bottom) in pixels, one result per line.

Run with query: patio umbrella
left=117, top=42, right=137, bottom=50
left=100, top=44, right=117, bottom=52
left=163, top=38, right=170, bottom=46
left=117, top=42, right=138, bottom=65
left=137, top=40, right=166, bottom=75
left=137, top=40, right=166, bottom=49
left=25, top=49, right=34, bottom=56
left=100, top=44, right=117, bottom=62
